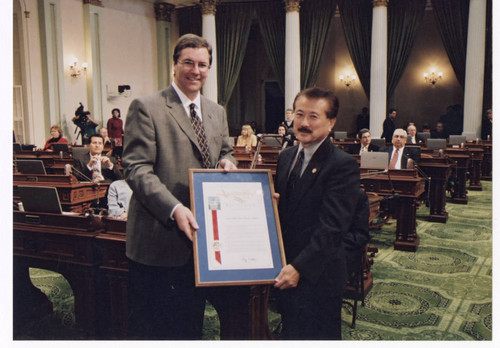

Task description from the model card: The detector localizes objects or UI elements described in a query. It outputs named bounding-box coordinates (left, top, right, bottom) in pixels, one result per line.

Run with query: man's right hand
left=173, top=205, right=199, bottom=241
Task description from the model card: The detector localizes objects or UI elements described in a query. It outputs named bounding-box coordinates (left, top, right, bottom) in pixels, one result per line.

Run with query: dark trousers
left=127, top=259, right=205, bottom=339
left=277, top=280, right=343, bottom=340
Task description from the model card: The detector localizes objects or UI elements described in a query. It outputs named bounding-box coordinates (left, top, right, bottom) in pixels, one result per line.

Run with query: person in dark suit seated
left=348, top=128, right=379, bottom=154
left=406, top=125, right=425, bottom=144
left=274, top=87, right=360, bottom=339
left=278, top=123, right=294, bottom=148
left=72, top=134, right=122, bottom=182
left=381, top=128, right=420, bottom=169
left=431, top=122, right=448, bottom=139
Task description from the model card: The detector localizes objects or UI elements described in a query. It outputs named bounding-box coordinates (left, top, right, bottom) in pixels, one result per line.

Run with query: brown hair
left=173, top=34, right=212, bottom=66
left=50, top=125, right=63, bottom=137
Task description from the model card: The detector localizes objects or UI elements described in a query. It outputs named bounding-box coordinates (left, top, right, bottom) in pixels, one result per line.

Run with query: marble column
left=284, top=0, right=302, bottom=111
left=463, top=0, right=487, bottom=136
left=201, top=0, right=218, bottom=103
left=154, top=2, right=175, bottom=90
left=369, top=0, right=389, bottom=139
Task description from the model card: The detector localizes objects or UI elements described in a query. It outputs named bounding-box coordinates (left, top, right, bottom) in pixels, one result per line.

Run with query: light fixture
left=424, top=71, right=442, bottom=85
left=69, top=58, right=87, bottom=78
left=339, top=73, right=356, bottom=87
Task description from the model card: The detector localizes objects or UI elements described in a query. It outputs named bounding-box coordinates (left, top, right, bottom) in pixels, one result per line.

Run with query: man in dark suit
left=348, top=128, right=379, bottom=154
left=274, top=87, right=360, bottom=339
left=381, top=108, right=397, bottom=143
left=381, top=128, right=421, bottom=169
left=431, top=121, right=448, bottom=139
left=122, top=34, right=237, bottom=339
left=72, top=134, right=122, bottom=182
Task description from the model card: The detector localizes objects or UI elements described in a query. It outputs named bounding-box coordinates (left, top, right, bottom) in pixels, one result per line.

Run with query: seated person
left=99, top=127, right=113, bottom=146
left=380, top=128, right=420, bottom=169
left=431, top=122, right=448, bottom=139
left=72, top=134, right=122, bottom=182
left=107, top=179, right=132, bottom=219
left=348, top=128, right=379, bottom=154
left=43, top=125, right=69, bottom=151
left=236, top=124, right=258, bottom=149
left=422, top=123, right=431, bottom=134
left=406, top=125, right=425, bottom=144
left=278, top=123, right=294, bottom=148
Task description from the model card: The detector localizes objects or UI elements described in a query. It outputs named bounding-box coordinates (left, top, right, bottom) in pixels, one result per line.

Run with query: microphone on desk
left=384, top=169, right=400, bottom=201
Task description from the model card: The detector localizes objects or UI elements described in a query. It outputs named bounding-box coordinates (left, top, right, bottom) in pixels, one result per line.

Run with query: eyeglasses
left=179, top=59, right=210, bottom=72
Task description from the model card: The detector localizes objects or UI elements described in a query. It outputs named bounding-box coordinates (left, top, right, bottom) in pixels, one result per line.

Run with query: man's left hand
left=274, top=264, right=300, bottom=290
left=218, top=159, right=237, bottom=171
left=101, top=156, right=113, bottom=169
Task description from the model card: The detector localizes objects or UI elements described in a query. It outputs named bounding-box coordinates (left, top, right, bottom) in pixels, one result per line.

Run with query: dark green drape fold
left=337, top=0, right=372, bottom=98
left=431, top=0, right=469, bottom=88
left=176, top=5, right=202, bottom=37
left=387, top=0, right=426, bottom=104
left=216, top=3, right=253, bottom=106
left=300, top=0, right=336, bottom=89
left=255, top=1, right=286, bottom=93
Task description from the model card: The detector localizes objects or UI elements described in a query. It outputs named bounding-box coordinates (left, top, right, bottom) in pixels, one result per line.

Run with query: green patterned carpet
left=17, top=182, right=492, bottom=340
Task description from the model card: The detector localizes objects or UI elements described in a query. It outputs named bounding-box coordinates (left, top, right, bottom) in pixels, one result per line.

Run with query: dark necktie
left=287, top=149, right=304, bottom=193
left=189, top=103, right=211, bottom=168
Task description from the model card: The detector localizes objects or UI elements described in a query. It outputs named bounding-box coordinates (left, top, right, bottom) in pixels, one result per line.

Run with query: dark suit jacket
left=347, top=143, right=379, bottom=155
left=407, top=134, right=425, bottom=144
left=275, top=139, right=360, bottom=294
left=122, top=86, right=235, bottom=267
left=381, top=146, right=421, bottom=169
left=73, top=152, right=122, bottom=182
left=381, top=117, right=396, bottom=143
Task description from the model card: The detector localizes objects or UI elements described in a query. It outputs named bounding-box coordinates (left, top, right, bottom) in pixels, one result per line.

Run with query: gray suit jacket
left=122, top=86, right=236, bottom=267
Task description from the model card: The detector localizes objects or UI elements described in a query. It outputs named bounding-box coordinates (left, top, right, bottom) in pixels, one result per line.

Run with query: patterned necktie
left=389, top=148, right=399, bottom=169
left=287, top=149, right=304, bottom=193
left=91, top=157, right=99, bottom=181
left=189, top=103, right=211, bottom=168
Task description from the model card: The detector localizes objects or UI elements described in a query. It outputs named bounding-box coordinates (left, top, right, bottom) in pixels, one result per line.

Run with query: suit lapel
left=286, top=140, right=330, bottom=215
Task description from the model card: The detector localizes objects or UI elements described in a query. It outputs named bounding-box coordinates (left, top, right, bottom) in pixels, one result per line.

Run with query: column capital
left=200, top=0, right=217, bottom=15
left=154, top=2, right=176, bottom=22
left=372, top=0, right=389, bottom=7
left=284, top=0, right=302, bottom=13
left=83, top=0, right=103, bottom=6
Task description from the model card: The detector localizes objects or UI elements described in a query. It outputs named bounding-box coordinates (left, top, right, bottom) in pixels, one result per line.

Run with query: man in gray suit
left=122, top=34, right=237, bottom=339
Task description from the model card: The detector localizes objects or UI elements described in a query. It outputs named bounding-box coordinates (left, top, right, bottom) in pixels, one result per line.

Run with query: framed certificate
left=189, top=169, right=286, bottom=287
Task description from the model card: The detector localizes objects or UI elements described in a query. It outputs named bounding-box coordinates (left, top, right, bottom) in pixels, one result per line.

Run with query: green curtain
left=300, top=0, right=336, bottom=89
left=387, top=0, right=426, bottom=104
left=216, top=3, right=253, bottom=106
left=255, top=1, right=286, bottom=93
left=176, top=5, right=202, bottom=36
left=431, top=0, right=469, bottom=88
left=337, top=0, right=372, bottom=98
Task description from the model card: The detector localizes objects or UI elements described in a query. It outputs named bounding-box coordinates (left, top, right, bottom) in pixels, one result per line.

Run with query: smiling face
left=293, top=96, right=336, bottom=148
left=50, top=128, right=60, bottom=139
left=173, top=47, right=210, bottom=100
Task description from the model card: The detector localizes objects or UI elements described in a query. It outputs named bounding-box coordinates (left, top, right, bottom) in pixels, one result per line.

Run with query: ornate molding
left=372, top=0, right=389, bottom=7
left=284, top=0, right=302, bottom=12
left=83, top=0, right=103, bottom=6
left=154, top=2, right=176, bottom=22
left=200, top=0, right=217, bottom=15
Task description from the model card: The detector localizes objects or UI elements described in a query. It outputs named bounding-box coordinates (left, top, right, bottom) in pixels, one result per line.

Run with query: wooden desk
left=13, top=211, right=104, bottom=337
left=463, top=143, right=484, bottom=191
left=13, top=174, right=109, bottom=213
left=418, top=156, right=453, bottom=223
left=361, top=169, right=426, bottom=252
left=480, top=141, right=492, bottom=180
left=443, top=148, right=470, bottom=204
left=14, top=152, right=74, bottom=175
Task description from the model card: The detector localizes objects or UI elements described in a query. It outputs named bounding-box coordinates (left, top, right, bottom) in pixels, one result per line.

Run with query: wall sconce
left=424, top=71, right=442, bottom=85
left=70, top=58, right=87, bottom=78
left=339, top=73, right=356, bottom=87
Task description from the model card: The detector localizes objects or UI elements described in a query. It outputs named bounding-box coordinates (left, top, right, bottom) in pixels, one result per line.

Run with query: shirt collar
left=172, top=82, right=201, bottom=111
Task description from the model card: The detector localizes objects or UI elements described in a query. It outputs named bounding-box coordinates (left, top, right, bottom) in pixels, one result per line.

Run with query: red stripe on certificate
left=211, top=209, right=221, bottom=264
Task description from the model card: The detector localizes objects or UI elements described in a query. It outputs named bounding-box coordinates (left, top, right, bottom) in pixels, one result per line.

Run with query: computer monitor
left=370, top=138, right=387, bottom=149
left=13, top=143, right=22, bottom=153
left=426, top=139, right=447, bottom=150
left=18, top=186, right=63, bottom=214
left=418, top=132, right=431, bottom=142
left=334, top=131, right=348, bottom=140
left=360, top=151, right=389, bottom=169
left=462, top=132, right=476, bottom=141
left=51, top=143, right=70, bottom=153
left=449, top=135, right=466, bottom=145
left=16, top=160, right=47, bottom=175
